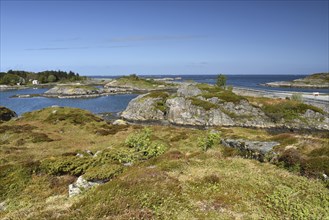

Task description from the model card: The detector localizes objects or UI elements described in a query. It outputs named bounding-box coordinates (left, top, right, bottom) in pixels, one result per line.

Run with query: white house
left=32, top=80, right=39, bottom=85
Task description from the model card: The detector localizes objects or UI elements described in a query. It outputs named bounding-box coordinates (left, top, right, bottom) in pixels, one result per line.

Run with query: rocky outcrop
left=0, top=106, right=17, bottom=121
left=121, top=84, right=329, bottom=130
left=121, top=94, right=166, bottom=121
left=221, top=139, right=279, bottom=161
left=220, top=100, right=274, bottom=128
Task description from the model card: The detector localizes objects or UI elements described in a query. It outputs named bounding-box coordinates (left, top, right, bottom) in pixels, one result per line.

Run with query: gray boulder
left=221, top=138, right=280, bottom=161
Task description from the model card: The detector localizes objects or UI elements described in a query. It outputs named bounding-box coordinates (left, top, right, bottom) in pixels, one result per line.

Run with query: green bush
left=102, top=148, right=138, bottom=163
left=41, top=156, right=95, bottom=176
left=198, top=132, right=220, bottom=151
left=125, top=128, right=166, bottom=159
left=83, top=164, right=123, bottom=181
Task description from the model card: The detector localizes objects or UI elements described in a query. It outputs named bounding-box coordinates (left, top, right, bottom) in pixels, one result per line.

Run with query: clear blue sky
left=1, top=0, right=328, bottom=75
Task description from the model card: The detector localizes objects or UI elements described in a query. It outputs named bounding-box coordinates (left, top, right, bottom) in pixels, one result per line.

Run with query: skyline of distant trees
left=0, top=70, right=85, bottom=85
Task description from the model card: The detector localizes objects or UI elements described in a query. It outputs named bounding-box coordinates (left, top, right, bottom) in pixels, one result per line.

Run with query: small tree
left=216, top=74, right=227, bottom=88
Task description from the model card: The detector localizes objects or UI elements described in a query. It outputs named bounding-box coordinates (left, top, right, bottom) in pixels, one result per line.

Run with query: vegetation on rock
left=106, top=74, right=175, bottom=90
left=197, top=83, right=245, bottom=103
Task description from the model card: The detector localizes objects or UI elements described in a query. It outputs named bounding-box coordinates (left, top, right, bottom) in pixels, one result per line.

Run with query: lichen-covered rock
left=166, top=97, right=234, bottom=126
left=0, top=106, right=17, bottom=121
left=177, top=84, right=202, bottom=97
left=220, top=100, right=275, bottom=128
left=121, top=94, right=165, bottom=121
left=221, top=138, right=280, bottom=161
left=288, top=109, right=329, bottom=130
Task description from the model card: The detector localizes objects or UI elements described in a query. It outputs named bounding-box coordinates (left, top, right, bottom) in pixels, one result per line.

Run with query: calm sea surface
left=1, top=75, right=327, bottom=115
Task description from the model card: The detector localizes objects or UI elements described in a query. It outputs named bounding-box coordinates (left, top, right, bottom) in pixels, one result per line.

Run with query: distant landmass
left=264, top=73, right=329, bottom=89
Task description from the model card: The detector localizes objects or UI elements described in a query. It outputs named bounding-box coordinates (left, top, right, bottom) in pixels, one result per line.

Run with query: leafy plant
left=198, top=131, right=220, bottom=151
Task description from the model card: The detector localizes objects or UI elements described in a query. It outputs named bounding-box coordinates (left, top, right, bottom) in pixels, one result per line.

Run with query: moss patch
left=189, top=97, right=218, bottom=110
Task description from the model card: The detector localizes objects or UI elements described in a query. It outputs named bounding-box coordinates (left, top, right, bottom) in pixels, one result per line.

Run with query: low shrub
left=102, top=148, right=138, bottom=163
left=125, top=128, right=166, bottom=159
left=302, top=157, right=329, bottom=178
left=198, top=132, right=220, bottom=151
left=83, top=164, right=123, bottom=181
left=30, top=132, right=53, bottom=143
left=41, top=156, right=95, bottom=176
left=277, top=149, right=302, bottom=172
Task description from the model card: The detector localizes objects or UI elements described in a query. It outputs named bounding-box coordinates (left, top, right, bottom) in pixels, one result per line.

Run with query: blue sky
left=1, top=0, right=328, bottom=75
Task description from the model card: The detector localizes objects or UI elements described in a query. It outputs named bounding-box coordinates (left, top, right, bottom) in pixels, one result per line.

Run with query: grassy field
left=0, top=107, right=328, bottom=219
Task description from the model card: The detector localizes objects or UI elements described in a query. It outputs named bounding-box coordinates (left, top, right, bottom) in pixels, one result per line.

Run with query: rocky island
left=104, top=74, right=178, bottom=92
left=264, top=72, right=329, bottom=88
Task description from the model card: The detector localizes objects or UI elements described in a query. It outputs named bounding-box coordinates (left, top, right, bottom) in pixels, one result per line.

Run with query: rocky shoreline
left=264, top=73, right=329, bottom=89
left=263, top=81, right=329, bottom=89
